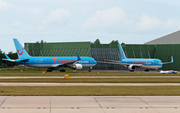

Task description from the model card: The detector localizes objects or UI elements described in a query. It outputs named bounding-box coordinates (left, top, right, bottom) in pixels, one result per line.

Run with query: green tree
left=94, top=39, right=100, bottom=44
left=41, top=40, right=44, bottom=43
left=110, top=40, right=119, bottom=44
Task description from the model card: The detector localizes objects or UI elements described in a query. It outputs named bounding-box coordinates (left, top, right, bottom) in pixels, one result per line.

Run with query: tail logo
left=17, top=48, right=24, bottom=55
left=120, top=53, right=122, bottom=57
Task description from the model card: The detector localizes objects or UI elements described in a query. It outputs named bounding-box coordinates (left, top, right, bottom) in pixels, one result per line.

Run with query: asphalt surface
left=0, top=96, right=180, bottom=113
left=1, top=83, right=180, bottom=86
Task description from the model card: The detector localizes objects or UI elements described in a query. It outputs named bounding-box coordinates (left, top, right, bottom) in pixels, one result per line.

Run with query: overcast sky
left=1, top=0, right=180, bottom=53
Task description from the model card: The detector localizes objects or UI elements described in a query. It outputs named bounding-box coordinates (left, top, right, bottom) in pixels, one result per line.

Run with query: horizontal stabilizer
left=2, top=58, right=16, bottom=62
left=2, top=53, right=16, bottom=62
left=2, top=53, right=29, bottom=62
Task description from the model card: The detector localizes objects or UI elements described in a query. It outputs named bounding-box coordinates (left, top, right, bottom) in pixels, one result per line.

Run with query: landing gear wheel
left=47, top=69, right=52, bottom=72
left=157, top=68, right=161, bottom=72
left=89, top=67, right=92, bottom=72
left=60, top=69, right=66, bottom=72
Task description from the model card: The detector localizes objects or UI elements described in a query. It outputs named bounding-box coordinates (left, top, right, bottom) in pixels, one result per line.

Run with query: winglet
left=76, top=52, right=81, bottom=60
left=171, top=56, right=173, bottom=63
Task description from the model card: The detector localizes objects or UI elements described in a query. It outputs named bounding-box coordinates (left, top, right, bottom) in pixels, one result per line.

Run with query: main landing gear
left=60, top=69, right=66, bottom=72
left=145, top=69, right=149, bottom=72
left=47, top=68, right=52, bottom=72
left=130, top=70, right=134, bottom=72
left=156, top=68, right=161, bottom=72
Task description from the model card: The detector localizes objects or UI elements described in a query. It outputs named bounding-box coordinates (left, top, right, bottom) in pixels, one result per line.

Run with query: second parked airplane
left=3, top=39, right=97, bottom=72
left=99, top=44, right=173, bottom=71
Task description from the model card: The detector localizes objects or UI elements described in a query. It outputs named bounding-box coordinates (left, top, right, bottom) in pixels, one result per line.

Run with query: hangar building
left=24, top=30, right=180, bottom=70
left=145, top=31, right=180, bottom=44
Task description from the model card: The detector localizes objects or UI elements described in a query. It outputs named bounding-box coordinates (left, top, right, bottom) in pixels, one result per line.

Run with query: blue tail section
left=13, top=39, right=31, bottom=59
left=118, top=43, right=127, bottom=60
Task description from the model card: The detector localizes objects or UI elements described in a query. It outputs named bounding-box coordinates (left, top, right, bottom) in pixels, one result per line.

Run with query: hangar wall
left=24, top=42, right=179, bottom=70
left=122, top=44, right=178, bottom=70
left=156, top=44, right=180, bottom=70
left=25, top=42, right=91, bottom=57
left=122, top=44, right=155, bottom=58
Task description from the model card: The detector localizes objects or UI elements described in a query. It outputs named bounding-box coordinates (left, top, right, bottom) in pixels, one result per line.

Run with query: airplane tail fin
left=13, top=38, right=31, bottom=59
left=118, top=43, right=127, bottom=60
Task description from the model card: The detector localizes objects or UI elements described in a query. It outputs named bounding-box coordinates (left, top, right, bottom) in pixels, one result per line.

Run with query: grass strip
left=0, top=78, right=180, bottom=83
left=0, top=72, right=179, bottom=77
left=0, top=86, right=180, bottom=96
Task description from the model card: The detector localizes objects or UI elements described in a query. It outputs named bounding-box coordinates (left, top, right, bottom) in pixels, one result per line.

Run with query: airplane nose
left=94, top=59, right=97, bottom=64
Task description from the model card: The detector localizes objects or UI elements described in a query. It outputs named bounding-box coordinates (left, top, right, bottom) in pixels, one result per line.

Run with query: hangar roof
left=145, top=30, right=180, bottom=44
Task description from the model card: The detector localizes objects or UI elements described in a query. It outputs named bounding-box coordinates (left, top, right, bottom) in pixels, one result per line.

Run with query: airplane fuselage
left=121, top=58, right=162, bottom=69
left=18, top=57, right=97, bottom=68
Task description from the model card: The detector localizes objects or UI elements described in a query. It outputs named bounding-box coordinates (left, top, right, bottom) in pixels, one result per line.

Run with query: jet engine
left=71, top=64, right=83, bottom=70
left=128, top=65, right=135, bottom=70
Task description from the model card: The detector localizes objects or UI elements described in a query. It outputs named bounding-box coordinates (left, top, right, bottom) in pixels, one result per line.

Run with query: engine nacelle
left=128, top=65, right=135, bottom=70
left=71, top=64, right=83, bottom=70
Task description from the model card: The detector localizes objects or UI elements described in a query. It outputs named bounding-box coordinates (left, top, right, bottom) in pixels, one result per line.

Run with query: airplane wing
left=51, top=53, right=81, bottom=67
left=114, top=62, right=143, bottom=67
left=129, top=64, right=143, bottom=67
left=104, top=59, right=122, bottom=63
left=98, top=61, right=143, bottom=67
left=162, top=56, right=173, bottom=64
left=97, top=61, right=122, bottom=65
left=98, top=59, right=122, bottom=64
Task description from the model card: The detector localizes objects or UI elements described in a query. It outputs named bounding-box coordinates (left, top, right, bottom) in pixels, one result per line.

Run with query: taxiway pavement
left=0, top=96, right=180, bottom=113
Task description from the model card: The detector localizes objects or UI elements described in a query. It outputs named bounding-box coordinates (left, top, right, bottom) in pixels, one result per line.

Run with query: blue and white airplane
left=100, top=44, right=173, bottom=72
left=3, top=39, right=97, bottom=72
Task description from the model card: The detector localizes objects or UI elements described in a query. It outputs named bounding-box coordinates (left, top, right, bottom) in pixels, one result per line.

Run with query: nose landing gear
left=89, top=67, right=92, bottom=72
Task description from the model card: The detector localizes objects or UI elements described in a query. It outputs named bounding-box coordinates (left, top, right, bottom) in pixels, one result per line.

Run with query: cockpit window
left=157, top=61, right=162, bottom=63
